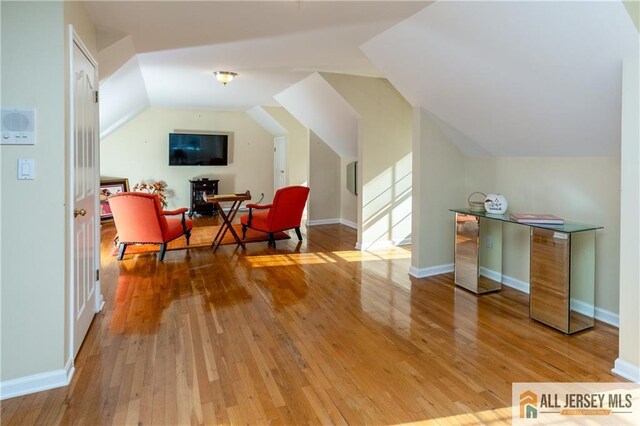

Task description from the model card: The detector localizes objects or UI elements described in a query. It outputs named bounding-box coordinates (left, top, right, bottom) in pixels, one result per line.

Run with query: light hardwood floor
left=1, top=218, right=622, bottom=425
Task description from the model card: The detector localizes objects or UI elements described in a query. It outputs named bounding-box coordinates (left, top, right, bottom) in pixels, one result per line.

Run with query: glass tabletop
left=449, top=208, right=603, bottom=233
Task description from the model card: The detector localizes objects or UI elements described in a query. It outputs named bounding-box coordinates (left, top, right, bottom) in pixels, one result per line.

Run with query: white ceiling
left=87, top=1, right=430, bottom=114
left=274, top=72, right=359, bottom=157
left=90, top=1, right=639, bottom=158
left=362, top=0, right=640, bottom=157
left=246, top=106, right=287, bottom=136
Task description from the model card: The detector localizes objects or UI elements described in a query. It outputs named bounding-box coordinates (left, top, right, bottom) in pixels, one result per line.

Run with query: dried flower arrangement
left=133, top=180, right=170, bottom=208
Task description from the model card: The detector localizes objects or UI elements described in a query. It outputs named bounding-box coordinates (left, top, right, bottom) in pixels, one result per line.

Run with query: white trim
left=570, top=298, right=594, bottom=317
left=612, top=358, right=640, bottom=383
left=96, top=294, right=105, bottom=313
left=273, top=135, right=287, bottom=190
left=306, top=218, right=357, bottom=229
left=68, top=25, right=103, bottom=368
left=568, top=299, right=620, bottom=327
left=593, top=307, right=620, bottom=327
left=409, top=263, right=454, bottom=278
left=397, top=237, right=412, bottom=246
left=0, top=357, right=74, bottom=400
left=479, top=266, right=503, bottom=283
left=307, top=218, right=341, bottom=226
left=67, top=23, right=76, bottom=375
left=340, top=219, right=357, bottom=229
left=501, top=274, right=530, bottom=294
left=357, top=238, right=412, bottom=251
left=485, top=269, right=620, bottom=327
left=567, top=299, right=621, bottom=327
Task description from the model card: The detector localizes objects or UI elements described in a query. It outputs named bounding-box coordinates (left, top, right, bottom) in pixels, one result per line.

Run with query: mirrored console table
left=450, top=208, right=603, bottom=334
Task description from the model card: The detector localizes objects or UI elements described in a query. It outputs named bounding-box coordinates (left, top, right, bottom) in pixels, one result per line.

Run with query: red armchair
left=108, top=192, right=193, bottom=261
left=240, top=186, right=310, bottom=248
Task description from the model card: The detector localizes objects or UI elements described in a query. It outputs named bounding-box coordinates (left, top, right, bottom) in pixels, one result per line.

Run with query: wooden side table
left=206, top=191, right=251, bottom=252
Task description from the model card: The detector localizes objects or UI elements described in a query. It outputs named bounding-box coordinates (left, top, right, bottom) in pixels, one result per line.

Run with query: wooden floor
left=1, top=217, right=622, bottom=425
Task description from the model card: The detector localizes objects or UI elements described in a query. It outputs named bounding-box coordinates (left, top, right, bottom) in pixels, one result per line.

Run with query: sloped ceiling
left=246, top=106, right=287, bottom=136
left=99, top=56, right=150, bottom=138
left=98, top=34, right=151, bottom=138
left=362, top=1, right=640, bottom=157
left=85, top=1, right=429, bottom=117
left=274, top=73, right=359, bottom=157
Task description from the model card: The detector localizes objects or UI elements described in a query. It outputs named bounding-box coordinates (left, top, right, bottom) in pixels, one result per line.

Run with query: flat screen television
left=169, top=133, right=229, bottom=166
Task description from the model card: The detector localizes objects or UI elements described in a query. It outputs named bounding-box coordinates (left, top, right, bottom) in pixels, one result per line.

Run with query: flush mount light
left=214, top=71, right=237, bottom=86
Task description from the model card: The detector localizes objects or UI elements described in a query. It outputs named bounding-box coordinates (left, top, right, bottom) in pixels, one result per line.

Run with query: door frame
left=274, top=135, right=287, bottom=190
left=67, top=25, right=103, bottom=367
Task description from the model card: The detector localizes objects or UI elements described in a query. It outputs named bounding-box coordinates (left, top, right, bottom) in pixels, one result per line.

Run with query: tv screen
left=169, top=133, right=229, bottom=166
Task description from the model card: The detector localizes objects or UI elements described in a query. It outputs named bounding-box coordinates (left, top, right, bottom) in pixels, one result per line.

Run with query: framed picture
left=100, top=178, right=129, bottom=220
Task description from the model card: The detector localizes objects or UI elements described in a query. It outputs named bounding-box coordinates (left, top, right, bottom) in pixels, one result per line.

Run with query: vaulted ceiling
left=90, top=1, right=639, bottom=157
left=362, top=0, right=639, bottom=157
left=87, top=1, right=430, bottom=136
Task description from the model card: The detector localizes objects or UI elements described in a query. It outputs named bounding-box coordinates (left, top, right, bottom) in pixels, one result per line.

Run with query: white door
left=274, top=136, right=287, bottom=190
left=71, top=36, right=100, bottom=357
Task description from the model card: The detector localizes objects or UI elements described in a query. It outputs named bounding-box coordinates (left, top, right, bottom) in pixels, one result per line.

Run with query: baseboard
left=0, top=357, right=74, bottom=400
left=409, top=263, right=454, bottom=278
left=570, top=298, right=594, bottom=317
left=340, top=219, right=357, bottom=229
left=568, top=300, right=618, bottom=327
left=306, top=219, right=340, bottom=226
left=491, top=270, right=620, bottom=327
left=479, top=266, right=502, bottom=283
left=357, top=238, right=411, bottom=251
left=612, top=358, right=640, bottom=383
left=397, top=237, right=412, bottom=246
left=501, top=274, right=530, bottom=294
left=593, top=307, right=620, bottom=327
left=306, top=218, right=358, bottom=230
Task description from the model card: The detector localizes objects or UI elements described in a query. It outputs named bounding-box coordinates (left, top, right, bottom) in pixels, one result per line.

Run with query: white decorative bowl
left=484, top=193, right=508, bottom=214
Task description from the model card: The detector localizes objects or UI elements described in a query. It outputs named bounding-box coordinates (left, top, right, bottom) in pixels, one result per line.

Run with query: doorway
left=274, top=135, right=287, bottom=190
left=69, top=27, right=102, bottom=359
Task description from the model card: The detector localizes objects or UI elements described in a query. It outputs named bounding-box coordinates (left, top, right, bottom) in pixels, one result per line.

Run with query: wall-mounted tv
left=169, top=133, right=229, bottom=166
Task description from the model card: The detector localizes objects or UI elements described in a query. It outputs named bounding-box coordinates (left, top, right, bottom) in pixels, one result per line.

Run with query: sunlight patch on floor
left=245, top=252, right=333, bottom=267
left=244, top=248, right=411, bottom=267
left=393, top=406, right=511, bottom=425
left=333, top=248, right=411, bottom=262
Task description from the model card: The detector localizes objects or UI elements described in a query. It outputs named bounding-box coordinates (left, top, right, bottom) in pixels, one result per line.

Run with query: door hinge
left=96, top=269, right=100, bottom=281
left=94, top=90, right=99, bottom=103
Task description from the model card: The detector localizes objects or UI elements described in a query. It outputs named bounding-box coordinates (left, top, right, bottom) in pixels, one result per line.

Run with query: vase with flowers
left=133, top=180, right=170, bottom=208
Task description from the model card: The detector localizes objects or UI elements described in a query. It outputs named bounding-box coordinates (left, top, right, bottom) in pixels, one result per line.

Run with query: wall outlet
left=486, top=236, right=494, bottom=248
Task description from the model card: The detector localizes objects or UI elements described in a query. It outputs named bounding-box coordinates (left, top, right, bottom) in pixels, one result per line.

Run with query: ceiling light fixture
left=214, top=71, right=237, bottom=86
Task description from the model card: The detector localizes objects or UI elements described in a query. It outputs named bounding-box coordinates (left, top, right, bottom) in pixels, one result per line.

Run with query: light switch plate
left=17, top=158, right=35, bottom=180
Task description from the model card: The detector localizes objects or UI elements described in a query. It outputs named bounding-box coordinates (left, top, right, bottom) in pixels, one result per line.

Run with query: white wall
left=64, top=0, right=99, bottom=368
left=1, top=0, right=65, bottom=382
left=615, top=57, right=640, bottom=382
left=100, top=108, right=274, bottom=208
left=0, top=0, right=97, bottom=391
left=262, top=106, right=310, bottom=187
left=321, top=73, right=413, bottom=249
left=307, top=132, right=340, bottom=222
left=410, top=108, right=466, bottom=275
left=340, top=156, right=358, bottom=227
left=465, top=157, right=621, bottom=315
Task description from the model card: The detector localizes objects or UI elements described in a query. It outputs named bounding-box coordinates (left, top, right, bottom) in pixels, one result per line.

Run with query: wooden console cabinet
left=189, top=179, right=219, bottom=217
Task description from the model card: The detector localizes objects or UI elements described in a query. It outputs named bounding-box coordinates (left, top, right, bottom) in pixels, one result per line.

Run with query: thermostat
left=1, top=107, right=35, bottom=145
